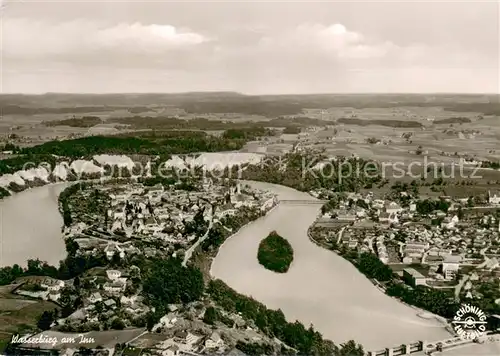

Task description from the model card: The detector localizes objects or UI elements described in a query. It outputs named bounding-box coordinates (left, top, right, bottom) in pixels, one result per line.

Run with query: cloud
left=97, top=23, right=206, bottom=48
left=275, top=23, right=496, bottom=69
left=261, top=23, right=394, bottom=60
left=2, top=18, right=207, bottom=62
left=1, top=17, right=496, bottom=93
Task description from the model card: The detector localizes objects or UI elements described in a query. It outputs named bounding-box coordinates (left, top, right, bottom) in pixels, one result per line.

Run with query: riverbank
left=207, top=203, right=279, bottom=277
left=210, top=181, right=451, bottom=351
left=307, top=229, right=453, bottom=332
left=0, top=183, right=70, bottom=267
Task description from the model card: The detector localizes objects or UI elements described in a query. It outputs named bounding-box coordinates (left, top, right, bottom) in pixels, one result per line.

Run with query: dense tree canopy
left=222, top=127, right=273, bottom=140
left=416, top=199, right=450, bottom=215
left=44, top=116, right=103, bottom=128
left=257, top=231, right=294, bottom=273
left=37, top=311, right=55, bottom=331
left=0, top=154, right=59, bottom=175
left=142, top=258, right=204, bottom=310
left=22, top=133, right=246, bottom=158
left=208, top=279, right=364, bottom=356
left=356, top=252, right=394, bottom=282
left=386, top=283, right=459, bottom=319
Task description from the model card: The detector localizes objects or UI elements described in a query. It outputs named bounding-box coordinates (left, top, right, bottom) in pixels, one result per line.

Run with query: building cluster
left=66, top=180, right=276, bottom=262
left=312, top=188, right=500, bottom=291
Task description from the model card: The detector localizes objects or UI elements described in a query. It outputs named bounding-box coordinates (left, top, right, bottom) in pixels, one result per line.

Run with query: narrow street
left=337, top=225, right=347, bottom=245
left=182, top=218, right=213, bottom=267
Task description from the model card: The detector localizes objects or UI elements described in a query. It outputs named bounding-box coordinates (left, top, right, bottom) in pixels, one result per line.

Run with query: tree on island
left=257, top=231, right=294, bottom=273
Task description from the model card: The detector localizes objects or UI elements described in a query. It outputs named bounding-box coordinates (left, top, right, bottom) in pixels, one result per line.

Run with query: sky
left=1, top=0, right=499, bottom=94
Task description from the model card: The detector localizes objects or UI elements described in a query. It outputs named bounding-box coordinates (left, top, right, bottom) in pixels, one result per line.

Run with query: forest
left=22, top=133, right=245, bottom=157
left=0, top=154, right=59, bottom=175
left=44, top=116, right=103, bottom=128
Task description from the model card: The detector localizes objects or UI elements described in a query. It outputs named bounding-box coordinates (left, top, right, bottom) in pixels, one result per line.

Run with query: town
left=1, top=170, right=286, bottom=356
left=310, top=184, right=500, bottom=322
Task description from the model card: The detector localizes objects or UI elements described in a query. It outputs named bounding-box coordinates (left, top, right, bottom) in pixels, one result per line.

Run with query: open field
left=1, top=93, right=500, bottom=198
left=1, top=94, right=499, bottom=160
left=0, top=284, right=59, bottom=347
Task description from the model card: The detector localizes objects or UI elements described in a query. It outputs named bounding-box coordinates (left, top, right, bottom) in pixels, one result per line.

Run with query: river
left=0, top=183, right=69, bottom=268
left=211, top=181, right=452, bottom=351
left=1, top=181, right=493, bottom=353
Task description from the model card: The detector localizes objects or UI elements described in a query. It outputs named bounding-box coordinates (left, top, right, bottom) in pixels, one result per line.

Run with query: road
left=454, top=275, right=468, bottom=300
left=337, top=226, right=347, bottom=245
left=182, top=218, right=213, bottom=267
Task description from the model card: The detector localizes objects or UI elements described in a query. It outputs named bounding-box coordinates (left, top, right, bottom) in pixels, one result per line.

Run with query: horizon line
left=1, top=91, right=499, bottom=96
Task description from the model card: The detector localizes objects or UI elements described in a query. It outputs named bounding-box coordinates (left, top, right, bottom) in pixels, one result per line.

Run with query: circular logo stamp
left=452, top=304, right=487, bottom=340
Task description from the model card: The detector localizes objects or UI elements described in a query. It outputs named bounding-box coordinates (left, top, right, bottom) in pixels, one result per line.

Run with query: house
left=379, top=212, right=399, bottom=225
left=376, top=238, right=388, bottom=264
left=156, top=313, right=178, bottom=330
left=103, top=280, right=126, bottom=294
left=67, top=309, right=87, bottom=322
left=40, top=279, right=65, bottom=292
left=385, top=202, right=403, bottom=215
left=442, top=255, right=462, bottom=280
left=174, top=330, right=188, bottom=342
left=428, top=248, right=451, bottom=257
left=163, top=345, right=180, bottom=356
left=483, top=257, right=499, bottom=270
left=205, top=331, right=224, bottom=349
left=404, top=241, right=429, bottom=258
left=103, top=299, right=117, bottom=309
left=403, top=268, right=427, bottom=287
left=104, top=242, right=125, bottom=260
left=489, top=191, right=500, bottom=205
left=106, top=270, right=122, bottom=281
left=88, top=292, right=102, bottom=303
left=48, top=291, right=61, bottom=302
left=448, top=215, right=460, bottom=229
left=348, top=239, right=358, bottom=249
left=125, top=303, right=146, bottom=316
left=372, top=199, right=385, bottom=209
left=185, top=332, right=199, bottom=345
left=402, top=256, right=414, bottom=264
left=120, top=295, right=139, bottom=305
left=335, top=210, right=356, bottom=222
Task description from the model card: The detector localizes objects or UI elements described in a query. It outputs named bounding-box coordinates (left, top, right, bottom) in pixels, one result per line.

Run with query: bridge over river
left=368, top=335, right=500, bottom=356
left=279, top=199, right=327, bottom=205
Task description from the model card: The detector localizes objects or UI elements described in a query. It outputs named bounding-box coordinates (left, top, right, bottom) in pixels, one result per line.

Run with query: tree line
left=0, top=154, right=59, bottom=175
left=416, top=199, right=450, bottom=215
left=22, top=134, right=246, bottom=158
left=236, top=154, right=382, bottom=193
left=208, top=279, right=364, bottom=356
left=0, top=250, right=107, bottom=287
